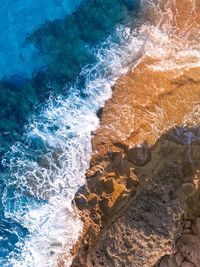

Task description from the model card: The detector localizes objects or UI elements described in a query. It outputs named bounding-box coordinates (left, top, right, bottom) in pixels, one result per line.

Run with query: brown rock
left=99, top=178, right=115, bottom=194
left=184, top=220, right=192, bottom=229
left=87, top=196, right=98, bottom=207
left=127, top=143, right=151, bottom=166
left=107, top=172, right=116, bottom=177
left=168, top=256, right=179, bottom=267
left=177, top=234, right=200, bottom=266
left=182, top=229, right=192, bottom=234
left=128, top=144, right=151, bottom=166
left=159, top=256, right=169, bottom=267
left=180, top=261, right=195, bottom=267
left=152, top=255, right=179, bottom=267
left=191, top=218, right=200, bottom=237
left=182, top=183, right=195, bottom=196
left=175, top=251, right=184, bottom=265
left=74, top=194, right=87, bottom=210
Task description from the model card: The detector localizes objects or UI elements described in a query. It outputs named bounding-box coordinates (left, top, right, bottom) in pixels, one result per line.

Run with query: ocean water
left=0, top=0, right=82, bottom=78
left=0, top=0, right=142, bottom=266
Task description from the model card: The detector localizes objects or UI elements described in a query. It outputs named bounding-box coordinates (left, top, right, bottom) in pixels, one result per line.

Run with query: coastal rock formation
left=72, top=126, right=200, bottom=267
left=69, top=0, right=200, bottom=266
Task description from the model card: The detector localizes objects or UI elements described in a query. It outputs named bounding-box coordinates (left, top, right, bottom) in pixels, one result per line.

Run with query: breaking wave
left=1, top=25, right=146, bottom=266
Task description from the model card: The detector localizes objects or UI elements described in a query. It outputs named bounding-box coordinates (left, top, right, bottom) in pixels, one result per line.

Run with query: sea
left=0, top=0, right=143, bottom=266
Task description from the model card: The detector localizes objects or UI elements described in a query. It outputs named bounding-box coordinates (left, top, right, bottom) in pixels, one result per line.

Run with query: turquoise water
left=0, top=0, right=141, bottom=266
left=0, top=0, right=82, bottom=78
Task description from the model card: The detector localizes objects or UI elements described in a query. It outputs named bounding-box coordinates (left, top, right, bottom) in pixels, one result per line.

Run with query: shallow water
left=0, top=0, right=142, bottom=266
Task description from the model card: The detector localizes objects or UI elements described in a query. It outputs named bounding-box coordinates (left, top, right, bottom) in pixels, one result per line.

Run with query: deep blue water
left=0, top=0, right=141, bottom=266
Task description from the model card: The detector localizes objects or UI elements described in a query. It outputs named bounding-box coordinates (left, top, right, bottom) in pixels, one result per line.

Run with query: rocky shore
left=66, top=0, right=200, bottom=266
left=72, top=125, right=200, bottom=267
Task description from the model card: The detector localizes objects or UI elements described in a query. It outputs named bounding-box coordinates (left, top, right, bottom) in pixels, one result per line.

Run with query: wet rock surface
left=69, top=0, right=200, bottom=266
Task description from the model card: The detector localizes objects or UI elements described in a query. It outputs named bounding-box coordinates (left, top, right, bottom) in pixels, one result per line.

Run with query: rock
left=159, top=256, right=169, bottom=267
left=182, top=229, right=192, bottom=234
left=177, top=234, right=200, bottom=266
left=126, top=174, right=139, bottom=189
left=180, top=261, right=195, bottom=267
left=99, top=178, right=115, bottom=194
left=191, top=218, right=200, bottom=237
left=168, top=256, right=179, bottom=267
left=175, top=251, right=184, bottom=265
left=86, top=169, right=103, bottom=191
left=184, top=220, right=192, bottom=229
left=96, top=107, right=103, bottom=119
left=88, top=196, right=98, bottom=207
left=159, top=255, right=179, bottom=267
left=181, top=183, right=195, bottom=196
left=107, top=172, right=116, bottom=177
left=127, top=143, right=151, bottom=166
left=74, top=194, right=87, bottom=210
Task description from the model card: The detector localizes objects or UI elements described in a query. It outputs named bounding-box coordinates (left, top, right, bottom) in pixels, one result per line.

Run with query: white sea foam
left=1, top=25, right=146, bottom=267
left=141, top=0, right=200, bottom=72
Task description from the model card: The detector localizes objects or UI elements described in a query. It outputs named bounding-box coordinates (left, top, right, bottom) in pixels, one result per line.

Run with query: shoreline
left=68, top=0, right=200, bottom=266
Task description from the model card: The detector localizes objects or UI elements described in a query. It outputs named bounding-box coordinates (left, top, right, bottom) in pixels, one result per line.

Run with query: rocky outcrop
left=72, top=126, right=200, bottom=267
left=71, top=69, right=200, bottom=266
